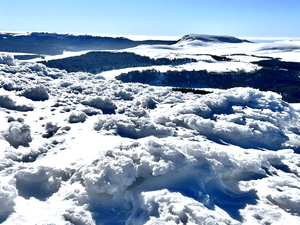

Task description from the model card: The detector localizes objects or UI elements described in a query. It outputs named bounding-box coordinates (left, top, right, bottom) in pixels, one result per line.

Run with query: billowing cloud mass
left=0, top=53, right=300, bottom=225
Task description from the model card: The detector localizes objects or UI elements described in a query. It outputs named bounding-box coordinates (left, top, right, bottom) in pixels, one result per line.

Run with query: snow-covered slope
left=1, top=54, right=300, bottom=224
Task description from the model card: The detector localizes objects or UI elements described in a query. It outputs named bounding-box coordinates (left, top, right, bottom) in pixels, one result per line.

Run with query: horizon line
left=1, top=29, right=299, bottom=41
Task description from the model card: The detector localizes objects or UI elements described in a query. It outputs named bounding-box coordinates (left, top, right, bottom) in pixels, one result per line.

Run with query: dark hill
left=0, top=31, right=175, bottom=55
left=40, top=51, right=196, bottom=73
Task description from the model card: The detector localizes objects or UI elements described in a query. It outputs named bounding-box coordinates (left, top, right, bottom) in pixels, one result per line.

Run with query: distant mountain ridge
left=0, top=31, right=176, bottom=55
left=176, top=34, right=251, bottom=44
left=0, top=31, right=252, bottom=55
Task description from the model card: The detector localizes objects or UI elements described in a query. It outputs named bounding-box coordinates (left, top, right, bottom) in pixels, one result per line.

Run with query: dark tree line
left=116, top=69, right=248, bottom=88
left=116, top=67, right=300, bottom=103
left=172, top=87, right=212, bottom=95
left=40, top=52, right=196, bottom=73
left=253, top=59, right=300, bottom=71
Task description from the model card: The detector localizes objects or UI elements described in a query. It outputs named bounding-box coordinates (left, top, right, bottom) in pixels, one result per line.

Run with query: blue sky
left=1, top=0, right=299, bottom=40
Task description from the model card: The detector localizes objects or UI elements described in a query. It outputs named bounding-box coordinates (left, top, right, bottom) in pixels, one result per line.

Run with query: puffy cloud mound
left=81, top=96, right=117, bottom=114
left=164, top=88, right=298, bottom=150
left=128, top=189, right=240, bottom=225
left=0, top=94, right=34, bottom=112
left=0, top=182, right=17, bottom=223
left=15, top=167, right=61, bottom=201
left=4, top=122, right=32, bottom=149
left=0, top=79, right=16, bottom=91
left=94, top=115, right=174, bottom=139
left=68, top=111, right=87, bottom=123
left=132, top=95, right=158, bottom=109
left=181, top=114, right=289, bottom=149
left=74, top=137, right=266, bottom=222
left=0, top=54, right=17, bottom=66
left=20, top=84, right=49, bottom=101
left=42, top=122, right=60, bottom=138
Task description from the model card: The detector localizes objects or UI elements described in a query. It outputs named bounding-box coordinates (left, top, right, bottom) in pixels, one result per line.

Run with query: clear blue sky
left=1, top=0, right=299, bottom=39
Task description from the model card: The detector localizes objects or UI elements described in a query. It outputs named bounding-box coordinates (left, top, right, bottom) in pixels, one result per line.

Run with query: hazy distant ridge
left=0, top=31, right=252, bottom=55
left=176, top=34, right=251, bottom=44
left=0, top=31, right=175, bottom=55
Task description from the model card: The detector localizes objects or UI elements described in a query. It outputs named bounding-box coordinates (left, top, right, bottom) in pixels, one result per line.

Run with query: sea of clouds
left=0, top=54, right=300, bottom=224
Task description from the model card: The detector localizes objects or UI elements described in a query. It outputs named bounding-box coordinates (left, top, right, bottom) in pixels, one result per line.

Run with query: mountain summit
left=176, top=34, right=251, bottom=44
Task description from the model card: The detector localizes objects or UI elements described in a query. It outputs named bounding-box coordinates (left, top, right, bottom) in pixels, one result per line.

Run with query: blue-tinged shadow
left=0, top=212, right=14, bottom=224
left=16, top=177, right=60, bottom=201
left=205, top=180, right=258, bottom=221
left=88, top=193, right=132, bottom=225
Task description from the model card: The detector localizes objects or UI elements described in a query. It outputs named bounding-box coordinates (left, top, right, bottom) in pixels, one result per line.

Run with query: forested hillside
left=116, top=59, right=300, bottom=103
left=40, top=51, right=196, bottom=73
